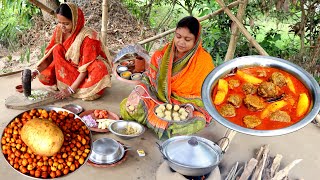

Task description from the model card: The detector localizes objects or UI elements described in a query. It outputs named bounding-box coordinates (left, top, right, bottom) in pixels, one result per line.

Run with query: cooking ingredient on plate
left=82, top=115, right=97, bottom=127
left=27, top=89, right=49, bottom=100
left=97, top=119, right=116, bottom=129
left=21, top=118, right=64, bottom=156
left=155, top=104, right=189, bottom=121
left=93, top=109, right=109, bottom=119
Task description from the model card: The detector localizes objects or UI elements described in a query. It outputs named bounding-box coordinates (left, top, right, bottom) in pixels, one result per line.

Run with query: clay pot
left=16, top=85, right=23, bottom=93
left=133, top=57, right=145, bottom=73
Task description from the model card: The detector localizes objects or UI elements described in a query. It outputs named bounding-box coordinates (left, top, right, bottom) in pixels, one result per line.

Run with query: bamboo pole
left=101, top=0, right=112, bottom=60
left=29, top=0, right=55, bottom=16
left=137, top=0, right=241, bottom=45
left=101, top=0, right=108, bottom=46
left=225, top=0, right=248, bottom=61
left=215, top=0, right=269, bottom=56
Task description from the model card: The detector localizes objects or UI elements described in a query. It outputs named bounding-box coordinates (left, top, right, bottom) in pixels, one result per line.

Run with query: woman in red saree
left=120, top=16, right=215, bottom=138
left=33, top=3, right=112, bottom=100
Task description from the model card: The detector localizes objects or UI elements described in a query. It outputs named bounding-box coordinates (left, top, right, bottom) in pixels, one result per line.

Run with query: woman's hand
left=125, top=86, right=146, bottom=114
left=54, top=88, right=73, bottom=99
left=31, top=69, right=40, bottom=80
left=125, top=90, right=141, bottom=114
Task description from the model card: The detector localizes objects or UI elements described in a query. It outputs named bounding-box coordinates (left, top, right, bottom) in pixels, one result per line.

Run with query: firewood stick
left=239, top=158, right=258, bottom=180
left=255, top=146, right=264, bottom=161
left=251, top=145, right=270, bottom=180
left=270, top=154, right=283, bottom=177
left=219, top=129, right=237, bottom=152
left=225, top=162, right=239, bottom=180
left=315, top=114, right=320, bottom=124
left=271, top=159, right=303, bottom=180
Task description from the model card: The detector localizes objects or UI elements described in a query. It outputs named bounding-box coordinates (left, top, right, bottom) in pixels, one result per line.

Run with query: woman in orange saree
left=120, top=16, right=215, bottom=138
left=33, top=3, right=112, bottom=100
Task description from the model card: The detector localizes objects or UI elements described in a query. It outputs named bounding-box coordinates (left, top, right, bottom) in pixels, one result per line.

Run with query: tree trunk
left=299, top=0, right=306, bottom=54
left=38, top=0, right=59, bottom=21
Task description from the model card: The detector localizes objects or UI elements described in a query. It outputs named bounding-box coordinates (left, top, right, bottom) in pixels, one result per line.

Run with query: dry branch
left=271, top=159, right=303, bottom=180
left=251, top=145, right=270, bottom=180
left=239, top=158, right=258, bottom=180
left=29, top=0, right=55, bottom=16
left=270, top=154, right=283, bottom=178
left=137, top=1, right=241, bottom=45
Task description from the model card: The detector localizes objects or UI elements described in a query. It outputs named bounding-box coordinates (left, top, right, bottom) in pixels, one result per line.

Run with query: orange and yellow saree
left=36, top=3, right=112, bottom=100
left=120, top=31, right=214, bottom=138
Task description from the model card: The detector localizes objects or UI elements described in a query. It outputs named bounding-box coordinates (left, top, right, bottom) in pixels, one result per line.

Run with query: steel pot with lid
left=157, top=136, right=225, bottom=176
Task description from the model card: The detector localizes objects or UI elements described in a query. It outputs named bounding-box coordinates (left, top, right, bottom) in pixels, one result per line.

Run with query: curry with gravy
left=212, top=66, right=311, bottom=130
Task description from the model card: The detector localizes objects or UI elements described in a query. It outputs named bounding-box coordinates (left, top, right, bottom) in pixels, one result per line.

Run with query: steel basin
left=202, top=55, right=320, bottom=136
left=0, top=106, right=93, bottom=179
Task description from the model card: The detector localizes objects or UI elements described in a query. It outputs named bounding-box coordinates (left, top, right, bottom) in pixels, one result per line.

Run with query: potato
left=236, top=70, right=263, bottom=85
left=260, top=100, right=287, bottom=119
left=296, top=93, right=309, bottom=117
left=214, top=79, right=229, bottom=105
left=21, top=118, right=64, bottom=156
left=286, top=77, right=296, bottom=94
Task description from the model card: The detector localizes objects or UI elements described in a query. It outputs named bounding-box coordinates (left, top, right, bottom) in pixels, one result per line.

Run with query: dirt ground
left=1, top=73, right=320, bottom=180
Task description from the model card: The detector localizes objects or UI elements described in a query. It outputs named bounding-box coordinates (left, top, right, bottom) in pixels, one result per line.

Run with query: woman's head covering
left=64, top=3, right=84, bottom=35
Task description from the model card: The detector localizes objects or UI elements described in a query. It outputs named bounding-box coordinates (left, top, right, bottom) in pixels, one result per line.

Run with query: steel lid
left=162, top=136, right=221, bottom=168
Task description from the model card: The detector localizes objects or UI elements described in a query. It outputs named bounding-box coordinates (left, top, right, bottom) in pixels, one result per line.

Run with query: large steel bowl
left=1, top=106, right=93, bottom=179
left=202, top=55, right=320, bottom=136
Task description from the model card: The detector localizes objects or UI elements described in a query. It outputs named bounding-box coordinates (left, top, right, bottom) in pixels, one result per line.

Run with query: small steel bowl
left=120, top=71, right=132, bottom=80
left=62, top=104, right=83, bottom=114
left=131, top=73, right=142, bottom=81
left=109, top=120, right=145, bottom=140
left=116, top=65, right=128, bottom=74
left=89, top=138, right=125, bottom=164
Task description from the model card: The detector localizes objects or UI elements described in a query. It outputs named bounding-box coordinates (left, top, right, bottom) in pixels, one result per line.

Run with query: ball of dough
left=173, top=116, right=181, bottom=121
left=166, top=104, right=173, bottom=110
left=164, top=110, right=171, bottom=116
left=164, top=115, right=172, bottom=120
left=173, top=105, right=180, bottom=111
left=159, top=104, right=166, bottom=111
left=178, top=107, right=186, bottom=114
left=157, top=112, right=164, bottom=118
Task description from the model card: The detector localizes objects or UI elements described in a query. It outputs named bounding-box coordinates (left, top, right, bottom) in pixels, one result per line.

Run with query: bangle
left=67, top=86, right=75, bottom=94
left=33, top=69, right=40, bottom=75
